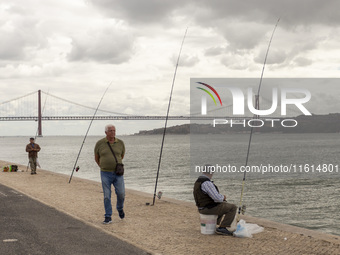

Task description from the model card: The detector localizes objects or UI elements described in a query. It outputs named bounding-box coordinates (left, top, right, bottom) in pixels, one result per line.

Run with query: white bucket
left=199, top=214, right=218, bottom=234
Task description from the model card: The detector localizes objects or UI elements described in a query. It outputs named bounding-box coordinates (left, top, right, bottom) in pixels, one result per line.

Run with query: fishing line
left=26, top=89, right=50, bottom=172
left=151, top=28, right=188, bottom=206
left=238, top=18, right=280, bottom=219
left=68, top=83, right=111, bottom=183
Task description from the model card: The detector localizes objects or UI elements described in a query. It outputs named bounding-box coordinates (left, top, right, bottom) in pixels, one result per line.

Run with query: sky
left=1, top=0, right=340, bottom=136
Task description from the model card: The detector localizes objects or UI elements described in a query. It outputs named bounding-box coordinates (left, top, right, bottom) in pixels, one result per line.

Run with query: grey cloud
left=90, top=0, right=340, bottom=28
left=88, top=0, right=186, bottom=24
left=204, top=46, right=225, bottom=56
left=193, top=0, right=340, bottom=27
left=175, top=54, right=199, bottom=67
left=0, top=33, right=26, bottom=60
left=221, top=23, right=269, bottom=52
left=293, top=57, right=313, bottom=67
left=0, top=14, right=47, bottom=61
left=68, top=28, right=135, bottom=64
left=88, top=0, right=340, bottom=57
left=87, top=0, right=340, bottom=34
left=259, top=33, right=326, bottom=67
left=7, top=4, right=28, bottom=15
left=254, top=48, right=287, bottom=65
left=220, top=56, right=251, bottom=70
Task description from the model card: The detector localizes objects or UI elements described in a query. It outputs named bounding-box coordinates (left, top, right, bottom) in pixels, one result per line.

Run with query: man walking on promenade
left=193, top=166, right=238, bottom=235
left=95, top=124, right=125, bottom=224
left=26, top=137, right=41, bottom=175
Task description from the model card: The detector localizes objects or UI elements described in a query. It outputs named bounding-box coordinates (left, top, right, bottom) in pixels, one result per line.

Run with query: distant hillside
left=134, top=113, right=340, bottom=135
left=136, top=124, right=190, bottom=135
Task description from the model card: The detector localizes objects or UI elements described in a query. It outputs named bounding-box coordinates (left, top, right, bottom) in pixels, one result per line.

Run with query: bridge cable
left=42, top=90, right=128, bottom=116
left=0, top=91, right=37, bottom=106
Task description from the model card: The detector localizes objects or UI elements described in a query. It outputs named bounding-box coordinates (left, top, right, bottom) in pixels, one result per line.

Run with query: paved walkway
left=0, top=161, right=339, bottom=255
left=0, top=183, right=149, bottom=255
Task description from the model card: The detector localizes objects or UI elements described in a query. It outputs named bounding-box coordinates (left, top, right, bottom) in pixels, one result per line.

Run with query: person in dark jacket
left=193, top=166, right=237, bottom=235
left=25, top=137, right=41, bottom=175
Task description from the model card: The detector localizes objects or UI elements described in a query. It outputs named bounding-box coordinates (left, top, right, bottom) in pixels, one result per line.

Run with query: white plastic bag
left=36, top=158, right=41, bottom=168
left=233, top=219, right=264, bottom=238
left=246, top=222, right=264, bottom=235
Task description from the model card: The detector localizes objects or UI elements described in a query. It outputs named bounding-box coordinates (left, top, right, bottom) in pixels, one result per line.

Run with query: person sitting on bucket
left=193, top=164, right=237, bottom=236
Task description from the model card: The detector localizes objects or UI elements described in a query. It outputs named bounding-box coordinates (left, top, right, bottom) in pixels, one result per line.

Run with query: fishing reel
left=238, top=205, right=246, bottom=215
left=145, top=191, right=163, bottom=206
left=241, top=205, right=246, bottom=215
left=157, top=191, right=163, bottom=199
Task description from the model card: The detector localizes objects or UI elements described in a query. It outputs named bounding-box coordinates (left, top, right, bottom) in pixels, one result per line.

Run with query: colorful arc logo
left=196, top=82, right=223, bottom=106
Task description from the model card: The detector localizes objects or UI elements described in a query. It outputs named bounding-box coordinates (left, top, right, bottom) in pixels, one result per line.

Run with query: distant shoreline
left=134, top=113, right=340, bottom=135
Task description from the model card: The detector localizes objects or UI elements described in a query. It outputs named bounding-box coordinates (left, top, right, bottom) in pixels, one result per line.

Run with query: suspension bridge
left=0, top=90, right=291, bottom=136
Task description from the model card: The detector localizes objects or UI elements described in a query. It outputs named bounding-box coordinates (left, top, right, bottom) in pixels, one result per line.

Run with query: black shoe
left=215, top=227, right=233, bottom=236
left=118, top=210, right=125, bottom=219
left=102, top=217, right=112, bottom=224
left=31, top=172, right=34, bottom=175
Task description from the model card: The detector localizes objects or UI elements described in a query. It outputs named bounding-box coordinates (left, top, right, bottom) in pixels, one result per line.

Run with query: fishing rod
left=68, top=83, right=111, bottom=183
left=238, top=18, right=280, bottom=219
left=151, top=28, right=188, bottom=206
left=26, top=89, right=50, bottom=172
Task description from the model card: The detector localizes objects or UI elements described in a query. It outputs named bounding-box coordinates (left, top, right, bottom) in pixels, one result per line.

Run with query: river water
left=0, top=133, right=339, bottom=236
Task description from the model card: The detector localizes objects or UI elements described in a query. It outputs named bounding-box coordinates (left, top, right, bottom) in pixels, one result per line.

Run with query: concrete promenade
left=1, top=161, right=339, bottom=255
left=0, top=183, right=149, bottom=255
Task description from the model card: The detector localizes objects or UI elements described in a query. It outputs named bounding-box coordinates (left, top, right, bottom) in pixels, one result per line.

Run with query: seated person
left=193, top=166, right=237, bottom=235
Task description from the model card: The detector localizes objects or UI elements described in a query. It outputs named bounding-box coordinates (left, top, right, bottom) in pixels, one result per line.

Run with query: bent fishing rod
left=152, top=28, right=188, bottom=206
left=238, top=18, right=280, bottom=219
left=68, top=83, right=111, bottom=183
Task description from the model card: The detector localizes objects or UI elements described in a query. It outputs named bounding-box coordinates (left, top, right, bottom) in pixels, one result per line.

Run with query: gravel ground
left=1, top=160, right=339, bottom=255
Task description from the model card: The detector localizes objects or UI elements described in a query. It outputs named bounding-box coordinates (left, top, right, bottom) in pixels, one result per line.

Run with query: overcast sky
left=1, top=0, right=340, bottom=136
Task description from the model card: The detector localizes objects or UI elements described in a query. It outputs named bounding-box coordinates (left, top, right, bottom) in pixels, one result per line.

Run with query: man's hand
left=94, top=154, right=100, bottom=167
left=223, top=195, right=227, bottom=201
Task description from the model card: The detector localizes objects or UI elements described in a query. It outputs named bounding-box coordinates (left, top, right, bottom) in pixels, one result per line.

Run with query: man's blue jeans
left=100, top=171, right=125, bottom=218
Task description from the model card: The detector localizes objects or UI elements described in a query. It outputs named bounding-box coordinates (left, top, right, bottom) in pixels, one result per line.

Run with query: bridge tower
left=38, top=90, right=42, bottom=136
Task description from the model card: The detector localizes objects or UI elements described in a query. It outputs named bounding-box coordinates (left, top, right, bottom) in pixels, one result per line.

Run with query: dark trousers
left=29, top=157, right=37, bottom=173
left=199, top=202, right=237, bottom=228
